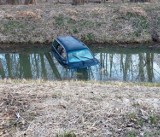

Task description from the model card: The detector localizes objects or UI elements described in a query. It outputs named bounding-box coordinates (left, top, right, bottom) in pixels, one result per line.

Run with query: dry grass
left=0, top=80, right=160, bottom=137
left=0, top=2, right=160, bottom=44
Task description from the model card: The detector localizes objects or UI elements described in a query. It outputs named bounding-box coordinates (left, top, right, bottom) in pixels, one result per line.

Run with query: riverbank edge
left=0, top=80, right=160, bottom=137
left=0, top=3, right=160, bottom=46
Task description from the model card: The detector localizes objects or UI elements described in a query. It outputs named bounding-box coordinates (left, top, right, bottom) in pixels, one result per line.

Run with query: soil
left=0, top=80, right=160, bottom=137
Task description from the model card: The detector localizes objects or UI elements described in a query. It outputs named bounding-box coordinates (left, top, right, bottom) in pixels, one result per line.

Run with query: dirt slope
left=0, top=80, right=160, bottom=137
left=0, top=3, right=160, bottom=44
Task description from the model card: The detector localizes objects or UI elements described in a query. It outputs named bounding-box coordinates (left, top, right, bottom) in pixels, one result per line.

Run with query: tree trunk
left=0, top=0, right=36, bottom=4
left=72, top=0, right=84, bottom=5
left=24, top=0, right=35, bottom=4
left=130, top=0, right=150, bottom=2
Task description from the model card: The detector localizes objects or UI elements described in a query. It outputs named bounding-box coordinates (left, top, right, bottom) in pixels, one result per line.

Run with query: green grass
left=54, top=15, right=102, bottom=31
left=149, top=114, right=158, bottom=125
left=78, top=20, right=94, bottom=28
left=126, top=112, right=159, bottom=129
left=127, top=112, right=144, bottom=127
left=82, top=33, right=95, bottom=41
left=3, top=20, right=25, bottom=32
left=71, top=28, right=79, bottom=34
left=127, top=130, right=136, bottom=137
left=136, top=118, right=144, bottom=127
left=56, top=131, right=76, bottom=137
left=128, top=112, right=137, bottom=120
left=54, top=15, right=65, bottom=26
left=54, top=15, right=76, bottom=26
left=144, top=131, right=160, bottom=137
left=125, top=13, right=149, bottom=37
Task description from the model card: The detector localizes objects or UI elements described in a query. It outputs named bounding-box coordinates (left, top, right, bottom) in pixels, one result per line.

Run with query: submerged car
left=51, top=36, right=99, bottom=69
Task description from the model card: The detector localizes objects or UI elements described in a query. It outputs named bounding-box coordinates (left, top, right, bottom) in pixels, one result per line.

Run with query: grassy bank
left=0, top=80, right=160, bottom=137
left=0, top=3, right=160, bottom=44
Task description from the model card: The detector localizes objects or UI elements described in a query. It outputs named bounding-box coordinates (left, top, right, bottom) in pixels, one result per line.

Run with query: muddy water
left=0, top=44, right=160, bottom=82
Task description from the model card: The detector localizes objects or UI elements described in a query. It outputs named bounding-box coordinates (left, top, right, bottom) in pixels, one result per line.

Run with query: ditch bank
left=0, top=80, right=160, bottom=137
left=0, top=3, right=160, bottom=45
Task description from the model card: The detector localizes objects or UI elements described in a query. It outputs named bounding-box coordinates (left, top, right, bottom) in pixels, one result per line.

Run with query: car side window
left=53, top=40, right=66, bottom=59
left=56, top=45, right=66, bottom=59
left=53, top=40, right=59, bottom=48
left=61, top=48, right=66, bottom=59
left=57, top=45, right=62, bottom=54
left=53, top=40, right=62, bottom=54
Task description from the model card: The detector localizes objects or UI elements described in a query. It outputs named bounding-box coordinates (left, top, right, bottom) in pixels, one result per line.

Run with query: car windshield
left=68, top=49, right=94, bottom=63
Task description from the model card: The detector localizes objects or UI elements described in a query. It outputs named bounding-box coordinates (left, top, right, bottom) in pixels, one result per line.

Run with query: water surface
left=0, top=44, right=160, bottom=82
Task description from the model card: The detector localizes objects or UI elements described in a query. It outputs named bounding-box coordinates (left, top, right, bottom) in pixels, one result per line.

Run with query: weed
left=83, top=33, right=95, bottom=41
left=131, top=17, right=148, bottom=29
left=111, top=20, right=124, bottom=31
left=56, top=131, right=76, bottom=137
left=132, top=102, right=140, bottom=107
left=144, top=131, right=160, bottom=137
left=54, top=15, right=64, bottom=26
left=136, top=118, right=144, bottom=126
left=127, top=112, right=144, bottom=126
left=78, top=20, right=94, bottom=28
left=126, top=12, right=137, bottom=19
left=127, top=130, right=136, bottom=137
left=72, top=28, right=78, bottom=34
left=123, top=12, right=149, bottom=37
left=134, top=30, right=142, bottom=37
left=149, top=114, right=158, bottom=125
left=91, top=12, right=99, bottom=18
left=67, top=18, right=76, bottom=24
left=128, top=112, right=137, bottom=120
left=4, top=20, right=25, bottom=31
left=96, top=22, right=103, bottom=27
left=52, top=94, right=58, bottom=98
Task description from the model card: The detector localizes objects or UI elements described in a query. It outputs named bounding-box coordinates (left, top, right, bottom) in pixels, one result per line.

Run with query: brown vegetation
left=0, top=2, right=160, bottom=44
left=0, top=80, right=160, bottom=136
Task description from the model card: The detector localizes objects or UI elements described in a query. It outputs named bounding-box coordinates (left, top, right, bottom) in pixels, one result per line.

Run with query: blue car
left=51, top=36, right=99, bottom=69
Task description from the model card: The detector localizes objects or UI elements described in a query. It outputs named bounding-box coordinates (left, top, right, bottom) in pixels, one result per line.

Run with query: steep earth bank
left=0, top=80, right=160, bottom=137
left=0, top=3, right=160, bottom=45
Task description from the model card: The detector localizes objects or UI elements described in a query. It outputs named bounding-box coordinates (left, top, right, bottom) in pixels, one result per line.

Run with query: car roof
left=56, top=36, right=88, bottom=52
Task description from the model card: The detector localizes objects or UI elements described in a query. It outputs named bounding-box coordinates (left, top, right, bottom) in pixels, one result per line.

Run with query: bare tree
left=130, top=0, right=150, bottom=2
left=24, top=0, right=36, bottom=4
left=0, top=0, right=36, bottom=5
left=72, top=0, right=84, bottom=5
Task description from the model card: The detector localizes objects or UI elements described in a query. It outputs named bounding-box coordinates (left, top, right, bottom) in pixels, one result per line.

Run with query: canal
left=0, top=44, right=160, bottom=82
